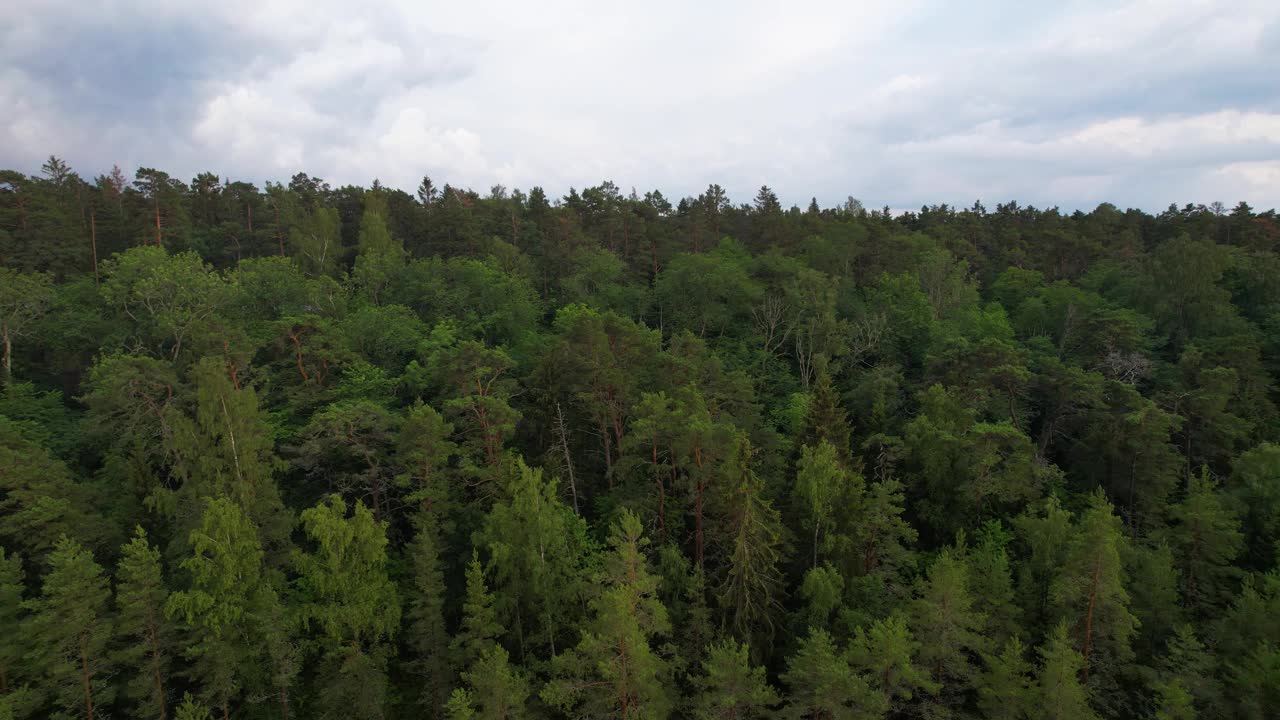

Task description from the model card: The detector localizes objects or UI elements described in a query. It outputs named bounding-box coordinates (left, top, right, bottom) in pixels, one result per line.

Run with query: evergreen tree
left=23, top=536, right=115, bottom=720
left=445, top=646, right=529, bottom=720
left=692, top=639, right=780, bottom=720
left=1163, top=468, right=1243, bottom=614
left=977, top=637, right=1033, bottom=720
left=174, top=693, right=212, bottom=720
left=543, top=510, right=673, bottom=719
left=803, top=361, right=853, bottom=467
left=848, top=615, right=934, bottom=712
left=1035, top=623, right=1098, bottom=720
left=714, top=438, right=787, bottom=653
left=780, top=628, right=885, bottom=720
left=451, top=550, right=502, bottom=671
left=0, top=548, right=32, bottom=711
left=910, top=548, right=986, bottom=710
left=294, top=495, right=401, bottom=720
left=114, top=527, right=176, bottom=720
left=482, top=459, right=589, bottom=659
left=1051, top=490, right=1138, bottom=694
left=404, top=509, right=453, bottom=717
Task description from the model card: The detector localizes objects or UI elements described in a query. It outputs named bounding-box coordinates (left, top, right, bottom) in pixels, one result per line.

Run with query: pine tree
left=1035, top=623, right=1097, bottom=720
left=693, top=639, right=780, bottom=720
left=294, top=495, right=401, bottom=720
left=543, top=509, right=673, bottom=719
left=397, top=402, right=457, bottom=512
left=848, top=615, right=934, bottom=711
left=910, top=548, right=986, bottom=709
left=780, top=628, right=885, bottom=720
left=404, top=509, right=453, bottom=717
left=451, top=550, right=502, bottom=671
left=1163, top=468, right=1243, bottom=614
left=482, top=459, right=589, bottom=659
left=968, top=521, right=1019, bottom=645
left=115, top=527, right=175, bottom=719
left=0, top=547, right=30, bottom=704
left=174, top=693, right=212, bottom=720
left=1050, top=490, right=1138, bottom=692
left=1157, top=625, right=1217, bottom=714
left=445, top=646, right=529, bottom=720
left=23, top=536, right=115, bottom=720
left=1152, top=680, right=1196, bottom=720
left=1013, top=497, right=1073, bottom=636
left=978, top=637, right=1033, bottom=720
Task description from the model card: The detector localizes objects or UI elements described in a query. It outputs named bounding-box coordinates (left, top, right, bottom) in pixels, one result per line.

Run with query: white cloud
left=1, top=0, right=1277, bottom=210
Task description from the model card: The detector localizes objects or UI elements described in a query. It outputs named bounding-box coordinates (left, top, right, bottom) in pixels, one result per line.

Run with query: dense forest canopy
left=2, top=157, right=1279, bottom=719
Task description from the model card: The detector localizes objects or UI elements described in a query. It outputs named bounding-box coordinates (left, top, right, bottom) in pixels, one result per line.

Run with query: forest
left=1, top=156, right=1279, bottom=720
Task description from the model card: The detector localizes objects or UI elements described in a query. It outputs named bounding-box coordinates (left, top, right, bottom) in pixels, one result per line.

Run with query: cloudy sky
left=3, top=0, right=1278, bottom=211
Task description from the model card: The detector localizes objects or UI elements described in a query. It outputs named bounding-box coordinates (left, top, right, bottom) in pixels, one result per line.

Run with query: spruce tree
left=451, top=550, right=502, bottom=671
left=0, top=547, right=23, bottom=697
left=115, top=526, right=175, bottom=720
left=803, top=360, right=853, bottom=468
left=23, top=536, right=115, bottom=720
left=714, top=438, right=786, bottom=653
left=404, top=509, right=453, bottom=717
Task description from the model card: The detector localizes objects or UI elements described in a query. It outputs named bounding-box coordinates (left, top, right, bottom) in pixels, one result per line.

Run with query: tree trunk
left=79, top=632, right=95, bottom=720
left=2, top=332, right=11, bottom=384
left=1081, top=561, right=1101, bottom=683
left=89, top=207, right=99, bottom=285
left=146, top=605, right=167, bottom=720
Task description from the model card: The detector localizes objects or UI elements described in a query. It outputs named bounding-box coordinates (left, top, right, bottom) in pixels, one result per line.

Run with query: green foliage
left=294, top=495, right=400, bottom=719
left=22, top=536, right=115, bottom=720
left=543, top=510, right=673, bottom=719
left=113, top=527, right=175, bottom=719
left=4, top=164, right=1280, bottom=720
left=781, top=628, right=885, bottom=720
left=1036, top=623, right=1098, bottom=720
left=693, top=639, right=780, bottom=720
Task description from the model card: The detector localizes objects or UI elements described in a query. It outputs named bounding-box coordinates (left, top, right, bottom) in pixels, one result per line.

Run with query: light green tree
left=294, top=495, right=401, bottom=720
left=543, top=510, right=673, bottom=720
left=692, top=639, right=780, bottom=720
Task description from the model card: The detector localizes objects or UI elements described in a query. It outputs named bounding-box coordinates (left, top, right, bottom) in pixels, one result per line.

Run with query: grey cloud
left=1, top=1, right=1277, bottom=211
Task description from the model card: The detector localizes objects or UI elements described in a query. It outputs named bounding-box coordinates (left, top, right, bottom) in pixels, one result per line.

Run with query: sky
left=2, top=0, right=1278, bottom=211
